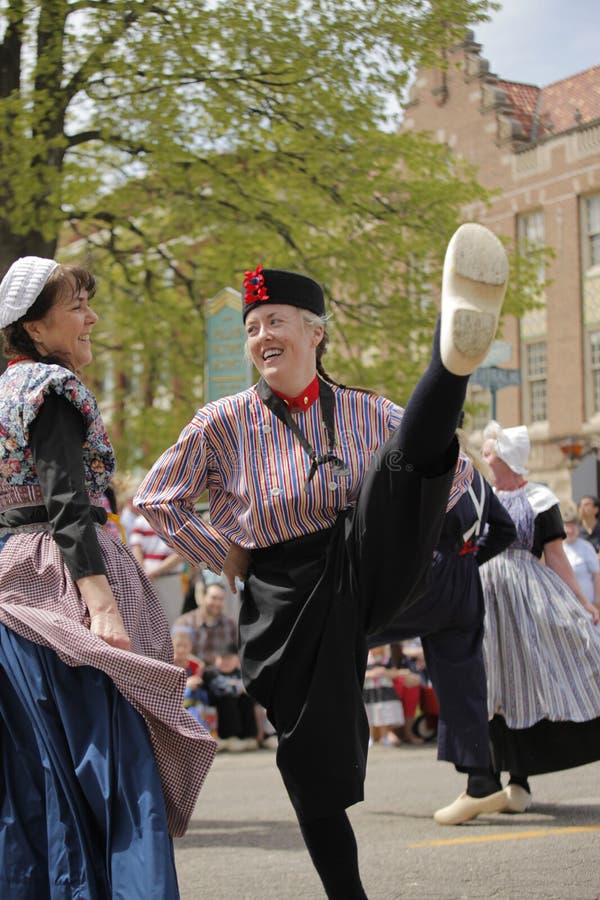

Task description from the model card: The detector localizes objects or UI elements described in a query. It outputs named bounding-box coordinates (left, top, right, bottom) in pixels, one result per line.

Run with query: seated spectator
left=204, top=644, right=258, bottom=752
left=130, top=513, right=186, bottom=626
left=174, top=580, right=238, bottom=665
left=171, top=626, right=213, bottom=731
left=363, top=645, right=420, bottom=746
left=563, top=506, right=600, bottom=612
left=182, top=568, right=242, bottom=621
left=393, top=638, right=437, bottom=744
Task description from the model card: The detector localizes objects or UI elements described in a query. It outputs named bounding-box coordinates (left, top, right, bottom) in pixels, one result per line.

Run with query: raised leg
left=354, top=223, right=508, bottom=633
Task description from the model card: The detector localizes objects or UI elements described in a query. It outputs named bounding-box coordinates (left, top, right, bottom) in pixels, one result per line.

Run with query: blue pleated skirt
left=0, top=623, right=180, bottom=899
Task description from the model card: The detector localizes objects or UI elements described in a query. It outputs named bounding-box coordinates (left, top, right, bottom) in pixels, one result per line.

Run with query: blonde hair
left=457, top=427, right=493, bottom=482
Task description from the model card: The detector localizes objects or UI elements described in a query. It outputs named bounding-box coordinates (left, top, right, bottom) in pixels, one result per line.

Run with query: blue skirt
left=0, top=624, right=180, bottom=899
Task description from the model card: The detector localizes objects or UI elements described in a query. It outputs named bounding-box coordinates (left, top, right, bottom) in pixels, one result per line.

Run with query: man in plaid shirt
left=174, top=580, right=238, bottom=664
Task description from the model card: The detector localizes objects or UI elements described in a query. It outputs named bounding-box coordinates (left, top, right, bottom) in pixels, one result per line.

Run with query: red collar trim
left=7, top=356, right=33, bottom=366
left=272, top=375, right=319, bottom=412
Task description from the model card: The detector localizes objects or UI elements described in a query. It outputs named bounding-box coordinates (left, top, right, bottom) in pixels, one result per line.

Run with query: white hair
left=482, top=420, right=502, bottom=441
left=300, top=309, right=331, bottom=329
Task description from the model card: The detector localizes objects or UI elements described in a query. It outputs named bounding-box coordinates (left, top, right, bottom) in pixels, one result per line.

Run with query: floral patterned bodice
left=0, top=361, right=115, bottom=509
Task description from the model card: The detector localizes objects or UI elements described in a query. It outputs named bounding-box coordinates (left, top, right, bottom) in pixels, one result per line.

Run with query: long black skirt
left=239, top=443, right=457, bottom=822
left=489, top=714, right=600, bottom=776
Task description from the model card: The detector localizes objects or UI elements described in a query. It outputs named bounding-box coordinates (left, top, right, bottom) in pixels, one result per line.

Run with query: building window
left=590, top=331, right=600, bottom=415
left=518, top=210, right=547, bottom=341
left=518, top=210, right=545, bottom=279
left=525, top=341, right=547, bottom=422
left=585, top=195, right=600, bottom=269
left=582, top=196, right=600, bottom=420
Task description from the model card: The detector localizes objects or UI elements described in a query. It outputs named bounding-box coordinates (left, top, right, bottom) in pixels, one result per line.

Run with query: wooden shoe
left=440, top=223, right=509, bottom=376
left=502, top=784, right=532, bottom=813
left=433, top=789, right=510, bottom=825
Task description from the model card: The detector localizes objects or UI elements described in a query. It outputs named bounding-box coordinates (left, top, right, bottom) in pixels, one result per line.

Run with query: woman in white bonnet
left=436, top=419, right=600, bottom=825
left=0, top=257, right=216, bottom=897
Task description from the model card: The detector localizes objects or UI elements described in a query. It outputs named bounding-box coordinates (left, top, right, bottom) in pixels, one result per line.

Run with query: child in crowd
left=171, top=626, right=214, bottom=732
left=392, top=639, right=437, bottom=744
left=363, top=645, right=421, bottom=746
left=204, top=643, right=259, bottom=752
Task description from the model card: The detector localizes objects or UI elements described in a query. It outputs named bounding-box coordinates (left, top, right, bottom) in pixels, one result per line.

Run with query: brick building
left=403, top=32, right=600, bottom=500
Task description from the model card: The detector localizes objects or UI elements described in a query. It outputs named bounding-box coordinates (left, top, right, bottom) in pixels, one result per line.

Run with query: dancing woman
left=136, top=224, right=508, bottom=897
left=0, top=258, right=216, bottom=898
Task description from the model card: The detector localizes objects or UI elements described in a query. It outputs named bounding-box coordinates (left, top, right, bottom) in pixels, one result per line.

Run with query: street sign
left=206, top=287, right=252, bottom=402
left=470, top=365, right=521, bottom=419
left=479, top=340, right=513, bottom=368
left=471, top=365, right=521, bottom=390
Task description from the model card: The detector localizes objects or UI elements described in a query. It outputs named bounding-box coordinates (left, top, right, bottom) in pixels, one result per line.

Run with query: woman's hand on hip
left=223, top=543, right=250, bottom=593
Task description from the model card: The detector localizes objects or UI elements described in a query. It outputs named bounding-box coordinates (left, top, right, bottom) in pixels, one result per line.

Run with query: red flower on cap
left=243, top=264, right=269, bottom=305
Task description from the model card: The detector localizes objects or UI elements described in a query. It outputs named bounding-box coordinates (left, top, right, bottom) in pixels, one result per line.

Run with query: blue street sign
left=470, top=365, right=521, bottom=420
left=471, top=366, right=521, bottom=390
left=206, top=287, right=252, bottom=402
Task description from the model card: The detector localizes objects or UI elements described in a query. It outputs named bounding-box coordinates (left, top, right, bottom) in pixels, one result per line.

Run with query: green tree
left=5, top=0, right=539, bottom=468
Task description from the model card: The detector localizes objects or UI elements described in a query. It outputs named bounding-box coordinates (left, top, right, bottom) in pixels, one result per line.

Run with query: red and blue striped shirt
left=135, top=384, right=472, bottom=574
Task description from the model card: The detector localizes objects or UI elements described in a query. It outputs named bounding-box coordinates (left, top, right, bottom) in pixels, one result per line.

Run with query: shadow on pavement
left=176, top=818, right=304, bottom=851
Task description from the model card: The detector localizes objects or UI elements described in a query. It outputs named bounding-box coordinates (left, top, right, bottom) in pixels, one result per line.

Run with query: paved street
left=174, top=743, right=600, bottom=899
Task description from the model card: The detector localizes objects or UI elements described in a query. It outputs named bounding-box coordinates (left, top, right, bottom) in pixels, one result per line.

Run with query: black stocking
left=465, top=767, right=502, bottom=798
left=299, top=811, right=368, bottom=899
left=398, top=317, right=470, bottom=473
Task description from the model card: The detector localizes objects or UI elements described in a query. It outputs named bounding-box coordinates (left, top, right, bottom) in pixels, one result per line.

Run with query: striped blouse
left=135, top=383, right=471, bottom=575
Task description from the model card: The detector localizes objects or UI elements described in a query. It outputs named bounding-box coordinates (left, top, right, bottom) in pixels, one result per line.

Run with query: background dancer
left=0, top=257, right=216, bottom=899
left=136, top=223, right=508, bottom=898
left=370, top=437, right=516, bottom=825
left=437, top=421, right=600, bottom=825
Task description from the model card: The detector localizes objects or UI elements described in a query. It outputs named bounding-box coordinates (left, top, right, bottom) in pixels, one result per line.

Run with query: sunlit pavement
left=175, top=741, right=600, bottom=899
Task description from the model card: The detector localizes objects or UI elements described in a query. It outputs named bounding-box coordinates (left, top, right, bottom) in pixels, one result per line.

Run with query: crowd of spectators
left=102, top=478, right=276, bottom=752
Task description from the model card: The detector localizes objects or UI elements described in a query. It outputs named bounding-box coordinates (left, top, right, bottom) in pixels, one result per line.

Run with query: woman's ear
left=311, top=324, right=325, bottom=348
left=22, top=320, right=42, bottom=342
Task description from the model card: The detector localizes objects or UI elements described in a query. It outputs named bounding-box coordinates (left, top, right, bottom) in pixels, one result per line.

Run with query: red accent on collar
left=272, top=375, right=319, bottom=412
left=517, top=480, right=528, bottom=488
left=7, top=356, right=33, bottom=366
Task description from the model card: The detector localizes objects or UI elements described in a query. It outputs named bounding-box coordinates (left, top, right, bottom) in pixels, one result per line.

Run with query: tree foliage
left=1, top=0, right=543, bottom=470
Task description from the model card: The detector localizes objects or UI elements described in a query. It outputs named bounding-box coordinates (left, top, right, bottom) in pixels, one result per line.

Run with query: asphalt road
left=173, top=742, right=600, bottom=899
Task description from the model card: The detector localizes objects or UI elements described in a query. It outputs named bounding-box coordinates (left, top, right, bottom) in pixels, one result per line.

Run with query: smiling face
left=245, top=304, right=324, bottom=396
left=23, top=274, right=98, bottom=370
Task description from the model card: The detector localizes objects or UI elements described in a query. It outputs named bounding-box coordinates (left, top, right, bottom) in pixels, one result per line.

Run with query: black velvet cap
left=242, top=265, right=325, bottom=321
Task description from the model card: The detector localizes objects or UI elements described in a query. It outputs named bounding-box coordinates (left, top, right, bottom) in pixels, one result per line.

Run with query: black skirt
left=489, top=714, right=600, bottom=776
left=239, top=456, right=456, bottom=822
